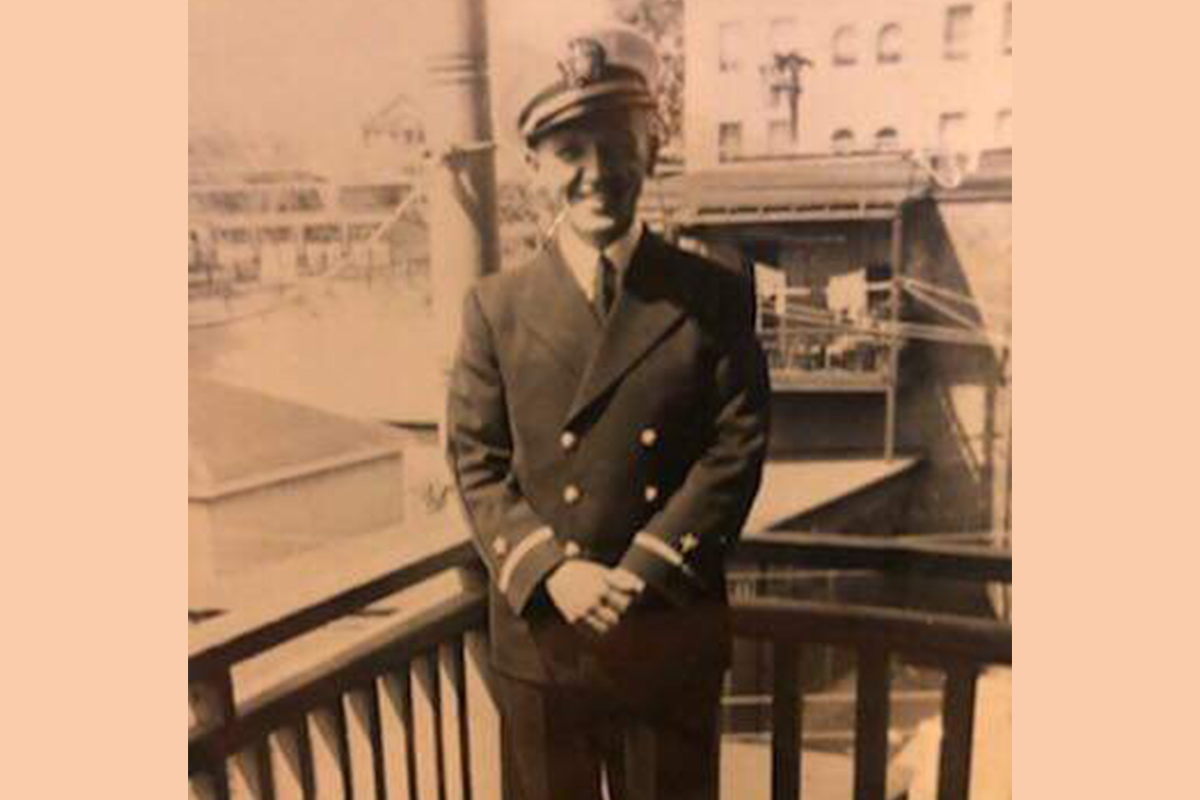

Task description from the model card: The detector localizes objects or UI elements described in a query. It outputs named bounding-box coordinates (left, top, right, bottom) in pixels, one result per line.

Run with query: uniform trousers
left=496, top=668, right=723, bottom=800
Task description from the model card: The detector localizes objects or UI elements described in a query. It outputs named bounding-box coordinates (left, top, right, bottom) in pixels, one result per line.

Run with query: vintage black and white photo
left=189, top=2, right=1012, bottom=798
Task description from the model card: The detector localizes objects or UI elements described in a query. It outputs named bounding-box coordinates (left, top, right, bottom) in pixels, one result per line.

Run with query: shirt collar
left=558, top=219, right=645, bottom=298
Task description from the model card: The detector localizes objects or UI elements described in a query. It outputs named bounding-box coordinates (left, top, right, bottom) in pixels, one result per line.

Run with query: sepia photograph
left=188, top=1, right=1012, bottom=798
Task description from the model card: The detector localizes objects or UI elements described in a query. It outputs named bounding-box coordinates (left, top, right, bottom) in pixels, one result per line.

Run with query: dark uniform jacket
left=446, top=230, right=770, bottom=695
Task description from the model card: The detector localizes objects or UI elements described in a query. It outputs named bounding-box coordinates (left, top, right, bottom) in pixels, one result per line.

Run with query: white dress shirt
left=557, top=219, right=645, bottom=302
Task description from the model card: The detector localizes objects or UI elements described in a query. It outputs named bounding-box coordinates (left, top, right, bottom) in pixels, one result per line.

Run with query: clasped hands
left=544, top=559, right=645, bottom=635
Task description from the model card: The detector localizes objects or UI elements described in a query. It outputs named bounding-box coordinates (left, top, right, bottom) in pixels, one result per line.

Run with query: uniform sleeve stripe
left=498, top=527, right=554, bottom=593
left=633, top=532, right=683, bottom=567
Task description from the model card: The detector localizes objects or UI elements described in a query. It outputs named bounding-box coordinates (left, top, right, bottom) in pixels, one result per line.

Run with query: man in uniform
left=445, top=20, right=771, bottom=800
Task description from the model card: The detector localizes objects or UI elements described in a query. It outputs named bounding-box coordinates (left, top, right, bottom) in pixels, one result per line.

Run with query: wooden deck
left=721, top=740, right=906, bottom=800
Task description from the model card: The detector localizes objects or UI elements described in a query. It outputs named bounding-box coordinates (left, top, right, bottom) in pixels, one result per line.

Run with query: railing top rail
left=189, top=526, right=1009, bottom=677
left=188, top=517, right=476, bottom=676
left=189, top=587, right=487, bottom=774
left=729, top=596, right=1011, bottom=665
left=733, top=532, right=1012, bottom=584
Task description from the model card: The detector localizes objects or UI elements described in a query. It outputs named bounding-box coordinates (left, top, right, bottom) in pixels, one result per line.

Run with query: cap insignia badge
left=558, top=38, right=607, bottom=88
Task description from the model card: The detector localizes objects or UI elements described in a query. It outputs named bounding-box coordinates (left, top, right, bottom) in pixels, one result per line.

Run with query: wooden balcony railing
left=730, top=533, right=1011, bottom=800
left=188, top=523, right=496, bottom=800
left=189, top=528, right=1010, bottom=800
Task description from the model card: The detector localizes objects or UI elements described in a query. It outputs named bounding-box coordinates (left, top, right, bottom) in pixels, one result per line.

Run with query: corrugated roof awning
left=643, top=155, right=934, bottom=225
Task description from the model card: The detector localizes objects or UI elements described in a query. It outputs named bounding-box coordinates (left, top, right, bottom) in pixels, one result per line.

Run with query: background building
left=638, top=0, right=1013, bottom=537
left=188, top=95, right=431, bottom=288
left=684, top=0, right=1012, bottom=167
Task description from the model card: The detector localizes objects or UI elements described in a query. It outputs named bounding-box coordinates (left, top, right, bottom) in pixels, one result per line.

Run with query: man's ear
left=523, top=147, right=557, bottom=202
left=521, top=147, right=559, bottom=212
left=522, top=147, right=540, bottom=175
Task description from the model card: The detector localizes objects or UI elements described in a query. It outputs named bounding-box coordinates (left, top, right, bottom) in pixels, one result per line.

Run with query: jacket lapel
left=516, top=242, right=601, bottom=383
left=567, top=234, right=686, bottom=425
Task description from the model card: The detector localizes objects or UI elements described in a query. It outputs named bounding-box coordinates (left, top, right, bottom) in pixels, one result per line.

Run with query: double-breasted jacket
left=446, top=231, right=771, bottom=693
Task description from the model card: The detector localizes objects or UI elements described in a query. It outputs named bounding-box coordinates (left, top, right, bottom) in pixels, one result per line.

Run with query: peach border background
left=5, top=1, right=1192, bottom=797
left=5, top=0, right=183, bottom=795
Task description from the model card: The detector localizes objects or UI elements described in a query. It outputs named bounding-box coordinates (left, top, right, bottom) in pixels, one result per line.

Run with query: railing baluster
left=228, top=745, right=270, bottom=800
left=190, top=672, right=235, bottom=800
left=937, top=662, right=979, bottom=800
left=439, top=640, right=470, bottom=800
left=190, top=676, right=233, bottom=734
left=412, top=652, right=444, bottom=800
left=463, top=631, right=502, bottom=800
left=267, top=724, right=307, bottom=800
left=378, top=669, right=416, bottom=800
left=853, top=648, right=890, bottom=800
left=367, top=687, right=389, bottom=800
left=771, top=642, right=803, bottom=800
left=262, top=724, right=304, bottom=800
left=344, top=686, right=381, bottom=800
left=308, top=705, right=348, bottom=799
left=189, top=771, right=226, bottom=800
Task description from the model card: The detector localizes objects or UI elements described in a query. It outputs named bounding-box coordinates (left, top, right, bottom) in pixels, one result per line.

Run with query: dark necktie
left=594, top=253, right=617, bottom=320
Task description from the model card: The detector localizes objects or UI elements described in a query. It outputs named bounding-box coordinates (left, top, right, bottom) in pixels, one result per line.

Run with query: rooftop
left=188, top=377, right=405, bottom=500
left=643, top=149, right=1013, bottom=226
left=645, top=154, right=934, bottom=226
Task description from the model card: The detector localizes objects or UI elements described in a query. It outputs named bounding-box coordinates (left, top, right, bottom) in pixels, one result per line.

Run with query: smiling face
left=528, top=107, right=657, bottom=249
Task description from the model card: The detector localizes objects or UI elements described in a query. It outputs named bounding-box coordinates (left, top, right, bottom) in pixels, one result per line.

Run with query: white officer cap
left=495, top=12, right=660, bottom=149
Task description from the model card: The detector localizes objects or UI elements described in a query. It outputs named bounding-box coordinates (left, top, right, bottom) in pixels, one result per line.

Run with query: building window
left=875, top=127, right=900, bottom=151
left=719, top=22, right=744, bottom=72
left=768, top=120, right=794, bottom=155
left=1002, top=2, right=1012, bottom=54
left=718, top=122, right=743, bottom=161
left=877, top=24, right=902, bottom=64
left=832, top=128, right=856, bottom=154
left=944, top=5, right=973, bottom=60
left=833, top=25, right=858, bottom=66
left=995, top=109, right=1012, bottom=147
left=938, top=112, right=968, bottom=153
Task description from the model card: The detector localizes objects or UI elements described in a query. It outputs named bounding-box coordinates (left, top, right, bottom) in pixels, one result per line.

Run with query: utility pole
left=991, top=347, right=1012, bottom=621
left=420, top=0, right=502, bottom=443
